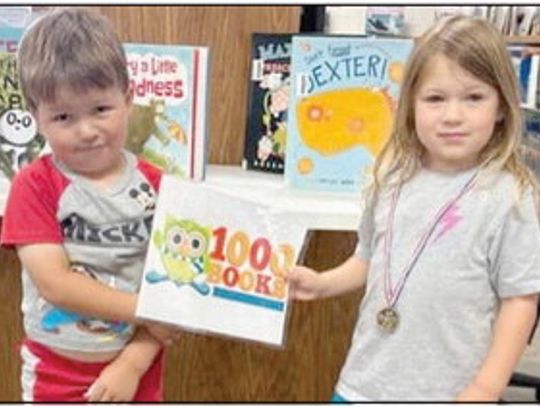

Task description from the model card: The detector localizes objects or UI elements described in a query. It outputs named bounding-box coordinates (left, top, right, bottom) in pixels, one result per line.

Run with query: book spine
left=191, top=47, right=209, bottom=182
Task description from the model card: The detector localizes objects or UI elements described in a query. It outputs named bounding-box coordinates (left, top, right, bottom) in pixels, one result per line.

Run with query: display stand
left=204, top=164, right=362, bottom=232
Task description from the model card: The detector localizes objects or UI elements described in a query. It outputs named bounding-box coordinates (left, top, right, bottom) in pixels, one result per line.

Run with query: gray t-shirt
left=335, top=167, right=540, bottom=401
left=1, top=151, right=161, bottom=352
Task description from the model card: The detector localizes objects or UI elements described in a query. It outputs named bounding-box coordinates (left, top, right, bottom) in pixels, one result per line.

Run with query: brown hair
left=17, top=7, right=129, bottom=112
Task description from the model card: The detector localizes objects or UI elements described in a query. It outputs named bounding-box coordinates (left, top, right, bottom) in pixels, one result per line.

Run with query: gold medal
left=377, top=307, right=399, bottom=333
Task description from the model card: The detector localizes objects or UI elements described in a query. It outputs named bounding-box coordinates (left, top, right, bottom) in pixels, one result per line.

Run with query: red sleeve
left=0, top=156, right=70, bottom=247
left=137, top=158, right=162, bottom=192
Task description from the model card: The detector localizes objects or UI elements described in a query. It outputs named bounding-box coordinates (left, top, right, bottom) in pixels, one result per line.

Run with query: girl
left=288, top=15, right=540, bottom=401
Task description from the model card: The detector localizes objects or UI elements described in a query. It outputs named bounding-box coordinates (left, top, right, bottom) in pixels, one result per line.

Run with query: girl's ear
left=496, top=109, right=504, bottom=124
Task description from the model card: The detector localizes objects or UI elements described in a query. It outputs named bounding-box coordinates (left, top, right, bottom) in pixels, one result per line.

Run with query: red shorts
left=20, top=338, right=164, bottom=402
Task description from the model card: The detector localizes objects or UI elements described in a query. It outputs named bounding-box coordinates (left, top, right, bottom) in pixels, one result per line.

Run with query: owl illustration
left=145, top=216, right=211, bottom=295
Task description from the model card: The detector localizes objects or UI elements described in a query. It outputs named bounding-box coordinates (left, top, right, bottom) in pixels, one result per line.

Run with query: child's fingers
left=147, top=324, right=182, bottom=347
left=288, top=277, right=310, bottom=300
left=288, top=285, right=302, bottom=300
left=284, top=265, right=302, bottom=282
left=146, top=322, right=177, bottom=345
left=85, top=381, right=105, bottom=402
left=98, top=390, right=113, bottom=402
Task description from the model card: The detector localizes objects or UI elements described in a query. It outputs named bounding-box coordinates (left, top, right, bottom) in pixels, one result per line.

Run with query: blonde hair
left=17, top=7, right=129, bottom=112
left=372, top=15, right=538, bottom=200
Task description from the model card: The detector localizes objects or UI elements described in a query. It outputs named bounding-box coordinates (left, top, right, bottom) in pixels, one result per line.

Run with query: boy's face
left=33, top=85, right=133, bottom=179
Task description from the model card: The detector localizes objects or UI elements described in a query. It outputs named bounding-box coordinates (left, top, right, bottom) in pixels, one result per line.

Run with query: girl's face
left=414, top=53, right=502, bottom=172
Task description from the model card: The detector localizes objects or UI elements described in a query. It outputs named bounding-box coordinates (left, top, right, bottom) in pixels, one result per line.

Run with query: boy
left=0, top=7, right=178, bottom=402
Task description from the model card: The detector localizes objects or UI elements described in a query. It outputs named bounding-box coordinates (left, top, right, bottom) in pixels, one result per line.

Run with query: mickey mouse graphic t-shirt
left=1, top=150, right=162, bottom=352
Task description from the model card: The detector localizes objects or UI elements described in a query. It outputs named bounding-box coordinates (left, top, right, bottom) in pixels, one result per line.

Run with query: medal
left=377, top=171, right=478, bottom=334
left=377, top=307, right=399, bottom=332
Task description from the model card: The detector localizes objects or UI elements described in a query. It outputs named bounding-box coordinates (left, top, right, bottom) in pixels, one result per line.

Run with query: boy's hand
left=85, top=357, right=142, bottom=402
left=286, top=265, right=324, bottom=301
left=144, top=321, right=182, bottom=346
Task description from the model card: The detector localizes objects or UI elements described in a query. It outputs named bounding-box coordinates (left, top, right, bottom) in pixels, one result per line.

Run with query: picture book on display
left=243, top=33, right=292, bottom=174
left=285, top=35, right=413, bottom=193
left=0, top=51, right=48, bottom=183
left=0, top=6, right=32, bottom=32
left=0, top=17, right=50, bottom=213
left=136, top=176, right=307, bottom=346
left=0, top=25, right=22, bottom=53
left=124, top=43, right=209, bottom=181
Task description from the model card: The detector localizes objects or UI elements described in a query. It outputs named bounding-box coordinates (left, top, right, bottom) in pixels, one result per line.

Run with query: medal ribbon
left=383, top=172, right=478, bottom=308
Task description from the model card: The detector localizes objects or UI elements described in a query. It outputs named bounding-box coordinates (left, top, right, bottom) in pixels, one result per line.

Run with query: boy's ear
left=30, top=108, right=39, bottom=127
left=125, top=88, right=134, bottom=110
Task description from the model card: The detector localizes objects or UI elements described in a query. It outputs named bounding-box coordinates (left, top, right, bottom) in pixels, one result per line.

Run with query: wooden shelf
left=507, top=36, right=540, bottom=45
left=522, top=104, right=540, bottom=114
left=204, top=165, right=361, bottom=232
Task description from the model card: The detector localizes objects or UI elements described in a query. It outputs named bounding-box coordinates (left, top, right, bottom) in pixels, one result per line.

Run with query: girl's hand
left=85, top=358, right=141, bottom=402
left=145, top=321, right=182, bottom=346
left=286, top=265, right=325, bottom=301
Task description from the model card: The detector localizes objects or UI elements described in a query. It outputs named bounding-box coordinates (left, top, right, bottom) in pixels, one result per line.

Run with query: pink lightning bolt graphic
left=433, top=203, right=462, bottom=243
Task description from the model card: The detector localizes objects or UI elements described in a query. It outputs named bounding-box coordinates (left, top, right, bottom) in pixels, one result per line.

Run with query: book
left=0, top=6, right=32, bottom=30
left=0, top=10, right=50, bottom=214
left=124, top=43, right=210, bottom=181
left=0, top=25, right=23, bottom=53
left=522, top=54, right=540, bottom=109
left=285, top=35, right=413, bottom=193
left=325, top=6, right=367, bottom=35
left=0, top=6, right=31, bottom=53
left=509, top=46, right=540, bottom=109
left=508, top=6, right=537, bottom=36
left=532, top=11, right=540, bottom=36
left=521, top=107, right=540, bottom=180
left=0, top=52, right=48, bottom=182
left=136, top=176, right=307, bottom=346
left=366, top=6, right=405, bottom=36
left=243, top=33, right=292, bottom=174
left=489, top=6, right=512, bottom=34
left=402, top=7, right=436, bottom=37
